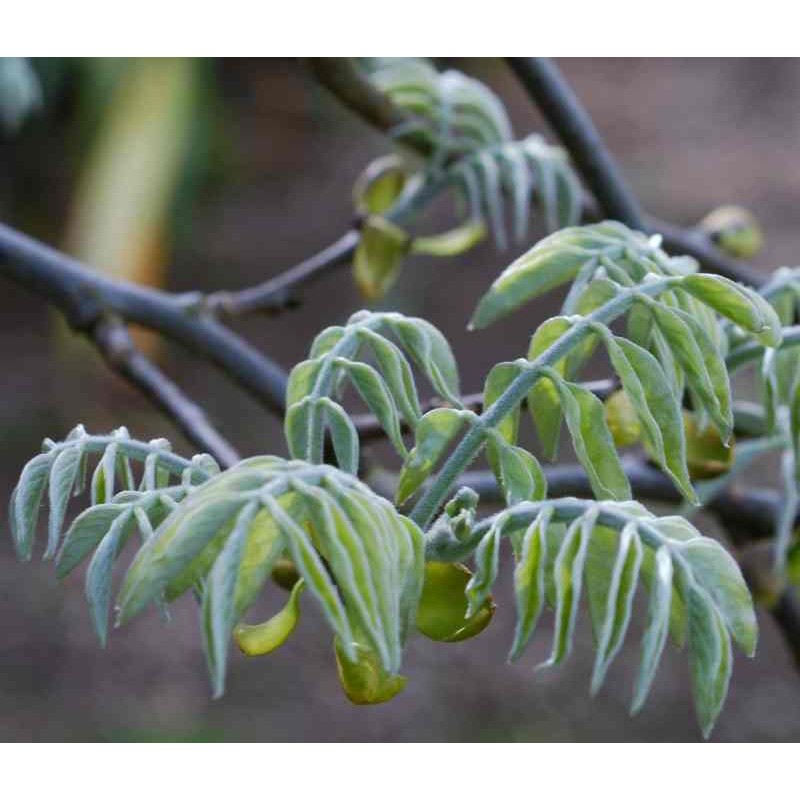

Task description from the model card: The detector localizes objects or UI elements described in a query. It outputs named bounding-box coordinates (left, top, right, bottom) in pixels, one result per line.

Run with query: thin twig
left=92, top=317, right=241, bottom=468
left=205, top=230, right=360, bottom=317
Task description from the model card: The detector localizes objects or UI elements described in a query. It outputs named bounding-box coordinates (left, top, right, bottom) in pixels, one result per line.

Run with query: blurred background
left=0, top=57, right=799, bottom=742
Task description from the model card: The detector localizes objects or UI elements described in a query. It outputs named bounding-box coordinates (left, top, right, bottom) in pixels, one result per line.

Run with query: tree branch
left=508, top=58, right=766, bottom=288
left=92, top=317, right=240, bottom=467
left=0, top=222, right=288, bottom=416
left=354, top=379, right=617, bottom=442
left=506, top=57, right=646, bottom=230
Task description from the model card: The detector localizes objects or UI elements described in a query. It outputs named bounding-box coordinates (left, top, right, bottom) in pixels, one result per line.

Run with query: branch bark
left=92, top=317, right=241, bottom=467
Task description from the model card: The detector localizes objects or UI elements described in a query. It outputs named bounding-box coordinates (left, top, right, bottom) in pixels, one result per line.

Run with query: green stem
left=409, top=276, right=680, bottom=528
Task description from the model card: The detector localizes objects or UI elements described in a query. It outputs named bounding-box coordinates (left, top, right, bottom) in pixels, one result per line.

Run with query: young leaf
left=234, top=579, right=306, bottom=656
left=335, top=358, right=407, bottom=457
left=353, top=215, right=410, bottom=301
left=334, top=638, right=407, bottom=706
left=542, top=511, right=594, bottom=667
left=57, top=504, right=131, bottom=578
left=416, top=562, right=494, bottom=643
left=117, top=494, right=247, bottom=624
left=527, top=317, right=572, bottom=460
left=202, top=501, right=260, bottom=696
left=632, top=545, right=673, bottom=714
left=555, top=379, right=632, bottom=501
left=680, top=273, right=782, bottom=347
left=489, top=438, right=547, bottom=506
left=509, top=508, right=552, bottom=661
left=46, top=444, right=85, bottom=559
left=590, top=522, right=643, bottom=694
left=263, top=494, right=356, bottom=662
left=411, top=220, right=487, bottom=257
left=679, top=538, right=757, bottom=656
left=465, top=524, right=502, bottom=616
left=358, top=328, right=421, bottom=426
left=601, top=332, right=695, bottom=502
left=648, top=301, right=733, bottom=440
left=687, top=584, right=733, bottom=739
left=85, top=507, right=134, bottom=646
left=11, top=451, right=52, bottom=560
left=396, top=408, right=467, bottom=504
left=319, top=398, right=359, bottom=475
left=383, top=314, right=461, bottom=404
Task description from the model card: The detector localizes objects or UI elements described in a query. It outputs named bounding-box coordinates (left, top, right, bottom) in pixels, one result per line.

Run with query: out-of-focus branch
left=205, top=230, right=360, bottom=318
left=507, top=57, right=646, bottom=230
left=0, top=221, right=287, bottom=460
left=92, top=317, right=240, bottom=468
left=508, top=57, right=766, bottom=288
left=354, top=379, right=617, bottom=442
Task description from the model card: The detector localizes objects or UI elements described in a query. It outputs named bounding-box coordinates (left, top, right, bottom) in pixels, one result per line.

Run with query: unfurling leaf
left=411, top=220, right=487, bottom=257
left=682, top=412, right=735, bottom=480
left=352, top=154, right=408, bottom=215
left=680, top=273, right=782, bottom=347
left=335, top=638, right=408, bottom=705
left=235, top=579, right=306, bottom=657
left=353, top=215, right=410, bottom=300
left=416, top=562, right=494, bottom=642
left=396, top=408, right=468, bottom=504
left=604, top=390, right=641, bottom=448
left=698, top=205, right=763, bottom=260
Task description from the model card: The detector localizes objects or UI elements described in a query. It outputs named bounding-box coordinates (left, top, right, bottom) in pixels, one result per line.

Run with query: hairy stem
left=409, top=278, right=679, bottom=527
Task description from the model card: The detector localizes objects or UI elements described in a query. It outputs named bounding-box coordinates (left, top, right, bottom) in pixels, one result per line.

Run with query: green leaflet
left=483, top=361, right=524, bottom=447
left=416, top=562, right=494, bottom=643
left=309, top=325, right=346, bottom=358
left=286, top=358, right=322, bottom=408
left=687, top=583, right=733, bottom=739
left=352, top=154, right=407, bottom=215
left=117, top=493, right=247, bottom=623
left=411, top=221, right=487, bottom=258
left=680, top=273, right=782, bottom=347
left=600, top=329, right=696, bottom=502
left=46, top=443, right=85, bottom=559
left=647, top=300, right=733, bottom=441
left=326, top=486, right=399, bottom=653
left=353, top=215, right=410, bottom=301
left=589, top=522, right=643, bottom=694
left=293, top=481, right=394, bottom=670
left=604, top=390, right=641, bottom=448
left=487, top=435, right=547, bottom=506
left=678, top=538, right=757, bottom=656
left=335, top=637, right=407, bottom=706
left=262, top=493, right=356, bottom=662
left=11, top=451, right=51, bottom=560
left=202, top=501, right=261, bottom=696
left=334, top=358, right=407, bottom=457
left=86, top=507, right=135, bottom=646
left=527, top=317, right=572, bottom=460
left=632, top=545, right=673, bottom=714
left=396, top=408, right=468, bottom=504
left=382, top=313, right=461, bottom=404
left=319, top=398, right=359, bottom=475
left=509, top=507, right=552, bottom=661
left=465, top=523, right=502, bottom=616
left=470, top=244, right=586, bottom=330
left=57, top=504, right=130, bottom=578
left=234, top=579, right=306, bottom=656
left=542, top=511, right=594, bottom=667
left=357, top=328, right=421, bottom=427
left=554, top=377, right=631, bottom=501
